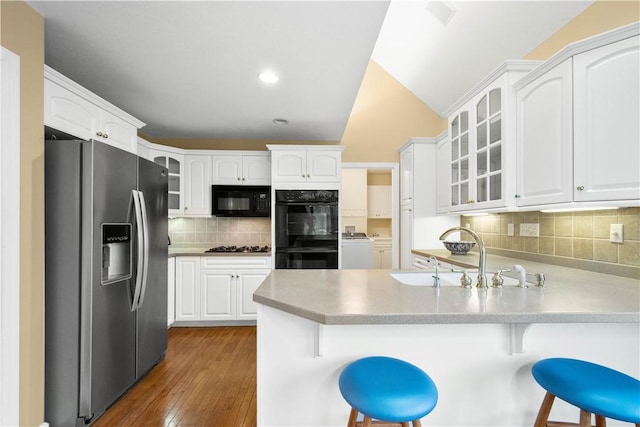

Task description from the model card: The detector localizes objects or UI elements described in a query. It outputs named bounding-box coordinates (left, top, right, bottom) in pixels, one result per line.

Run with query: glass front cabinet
left=150, top=150, right=184, bottom=215
left=444, top=62, right=539, bottom=213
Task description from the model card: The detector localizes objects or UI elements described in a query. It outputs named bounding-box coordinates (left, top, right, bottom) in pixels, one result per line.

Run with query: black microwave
left=212, top=185, right=271, bottom=217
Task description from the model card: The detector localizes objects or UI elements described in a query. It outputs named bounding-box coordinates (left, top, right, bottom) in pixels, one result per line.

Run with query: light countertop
left=253, top=251, right=640, bottom=325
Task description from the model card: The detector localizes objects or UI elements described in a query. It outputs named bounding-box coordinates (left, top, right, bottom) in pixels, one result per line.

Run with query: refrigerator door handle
left=137, top=190, right=150, bottom=308
left=131, top=189, right=144, bottom=311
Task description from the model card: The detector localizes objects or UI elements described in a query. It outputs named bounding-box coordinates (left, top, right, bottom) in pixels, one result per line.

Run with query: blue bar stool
left=532, top=358, right=640, bottom=427
left=339, top=356, right=438, bottom=427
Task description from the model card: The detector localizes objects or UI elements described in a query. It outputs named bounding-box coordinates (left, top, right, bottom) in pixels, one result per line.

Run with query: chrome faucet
left=429, top=256, right=440, bottom=288
left=439, top=226, right=488, bottom=288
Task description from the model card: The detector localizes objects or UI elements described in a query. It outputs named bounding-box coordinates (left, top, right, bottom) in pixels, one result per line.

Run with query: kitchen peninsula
left=253, top=254, right=640, bottom=427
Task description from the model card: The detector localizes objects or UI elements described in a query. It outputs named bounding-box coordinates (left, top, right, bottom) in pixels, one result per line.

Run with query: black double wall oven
left=274, top=190, right=339, bottom=269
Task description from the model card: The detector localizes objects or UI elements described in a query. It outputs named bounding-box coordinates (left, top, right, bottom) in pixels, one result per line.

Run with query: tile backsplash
left=461, top=208, right=640, bottom=276
left=169, top=217, right=271, bottom=247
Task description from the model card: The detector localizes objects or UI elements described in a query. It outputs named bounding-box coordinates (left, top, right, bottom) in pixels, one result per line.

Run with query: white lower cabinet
left=373, top=238, right=392, bottom=269
left=175, top=257, right=201, bottom=322
left=201, top=269, right=235, bottom=320
left=175, top=256, right=270, bottom=323
left=168, top=257, right=175, bottom=327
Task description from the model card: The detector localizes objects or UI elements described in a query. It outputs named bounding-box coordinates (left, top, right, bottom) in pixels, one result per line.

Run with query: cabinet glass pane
left=490, top=144, right=502, bottom=172
left=452, top=162, right=459, bottom=183
left=461, top=134, right=469, bottom=157
left=451, top=185, right=459, bottom=206
left=477, top=150, right=487, bottom=176
left=460, top=111, right=469, bottom=132
left=460, top=159, right=468, bottom=180
left=477, top=177, right=487, bottom=203
left=461, top=183, right=469, bottom=204
left=153, top=156, right=166, bottom=167
left=451, top=118, right=459, bottom=138
left=451, top=139, right=459, bottom=160
left=169, top=175, right=180, bottom=192
left=168, top=158, right=180, bottom=174
left=477, top=122, right=487, bottom=149
left=168, top=193, right=180, bottom=210
left=490, top=174, right=501, bottom=201
left=490, top=116, right=502, bottom=143
left=477, top=95, right=487, bottom=122
left=489, top=88, right=501, bottom=116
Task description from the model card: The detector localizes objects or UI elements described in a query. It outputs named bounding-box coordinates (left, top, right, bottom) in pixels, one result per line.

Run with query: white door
left=272, top=151, right=306, bottom=182
left=400, top=205, right=413, bottom=269
left=167, top=258, right=175, bottom=327
left=237, top=269, right=270, bottom=319
left=306, top=151, right=341, bottom=182
left=573, top=35, right=640, bottom=202
left=400, top=147, right=413, bottom=205
left=184, top=155, right=211, bottom=215
left=175, top=257, right=200, bottom=321
left=243, top=156, right=271, bottom=185
left=201, top=270, right=235, bottom=320
left=436, top=139, right=450, bottom=214
left=211, top=155, right=243, bottom=185
left=515, top=59, right=573, bottom=206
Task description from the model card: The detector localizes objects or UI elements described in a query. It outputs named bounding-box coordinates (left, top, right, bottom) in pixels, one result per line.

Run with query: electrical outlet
left=507, top=223, right=514, bottom=236
left=519, top=223, right=540, bottom=237
left=610, top=224, right=624, bottom=243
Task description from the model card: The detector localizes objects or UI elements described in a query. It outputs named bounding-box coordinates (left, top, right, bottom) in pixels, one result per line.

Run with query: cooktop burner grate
left=204, top=245, right=270, bottom=253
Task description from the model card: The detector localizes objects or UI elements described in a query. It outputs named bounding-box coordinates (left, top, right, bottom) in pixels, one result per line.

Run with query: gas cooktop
left=204, top=245, right=270, bottom=253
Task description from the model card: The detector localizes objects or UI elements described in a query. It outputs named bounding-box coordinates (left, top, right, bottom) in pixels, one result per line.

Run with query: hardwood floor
left=93, top=326, right=257, bottom=427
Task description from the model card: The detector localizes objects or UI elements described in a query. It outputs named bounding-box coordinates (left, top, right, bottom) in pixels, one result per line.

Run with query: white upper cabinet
left=515, top=29, right=639, bottom=208
left=149, top=147, right=185, bottom=215
left=342, top=169, right=368, bottom=217
left=515, top=59, right=573, bottom=206
left=268, top=145, right=344, bottom=188
left=435, top=137, right=451, bottom=214
left=183, top=155, right=212, bottom=216
left=400, top=148, right=413, bottom=206
left=211, top=153, right=271, bottom=186
left=444, top=62, right=539, bottom=213
left=44, top=66, right=144, bottom=154
left=367, top=186, right=392, bottom=218
left=573, top=35, right=640, bottom=202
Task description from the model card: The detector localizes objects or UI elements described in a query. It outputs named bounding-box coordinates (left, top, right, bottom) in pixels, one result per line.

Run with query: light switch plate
left=520, top=223, right=540, bottom=237
left=610, top=224, right=624, bottom=243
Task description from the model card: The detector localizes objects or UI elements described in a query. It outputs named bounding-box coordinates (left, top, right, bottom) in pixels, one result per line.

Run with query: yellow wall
left=0, top=1, right=45, bottom=425
left=525, top=0, right=640, bottom=60
left=340, top=61, right=446, bottom=162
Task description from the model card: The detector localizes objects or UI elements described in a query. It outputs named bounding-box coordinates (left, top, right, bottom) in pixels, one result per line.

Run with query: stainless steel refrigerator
left=45, top=136, right=168, bottom=426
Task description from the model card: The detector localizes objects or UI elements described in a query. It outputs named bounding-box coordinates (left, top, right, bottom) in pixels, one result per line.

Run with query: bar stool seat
left=532, top=358, right=640, bottom=427
left=339, top=356, right=438, bottom=427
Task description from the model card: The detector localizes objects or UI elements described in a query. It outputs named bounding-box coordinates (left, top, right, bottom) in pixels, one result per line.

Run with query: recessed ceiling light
left=258, top=71, right=279, bottom=84
left=272, top=118, right=289, bottom=125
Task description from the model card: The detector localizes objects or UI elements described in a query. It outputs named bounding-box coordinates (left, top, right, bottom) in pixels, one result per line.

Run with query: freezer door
left=81, top=141, right=138, bottom=419
left=136, top=158, right=168, bottom=377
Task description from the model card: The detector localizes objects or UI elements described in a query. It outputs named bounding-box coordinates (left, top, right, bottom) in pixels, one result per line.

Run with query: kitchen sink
left=390, top=271, right=520, bottom=287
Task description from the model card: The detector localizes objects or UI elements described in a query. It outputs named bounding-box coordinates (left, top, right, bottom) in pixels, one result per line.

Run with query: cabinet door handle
left=576, top=186, right=585, bottom=191
left=96, top=131, right=103, bottom=137
left=302, top=174, right=306, bottom=178
left=242, top=177, right=246, bottom=181
left=103, top=133, right=108, bottom=139
left=237, top=177, right=241, bottom=181
left=306, top=174, right=311, bottom=178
